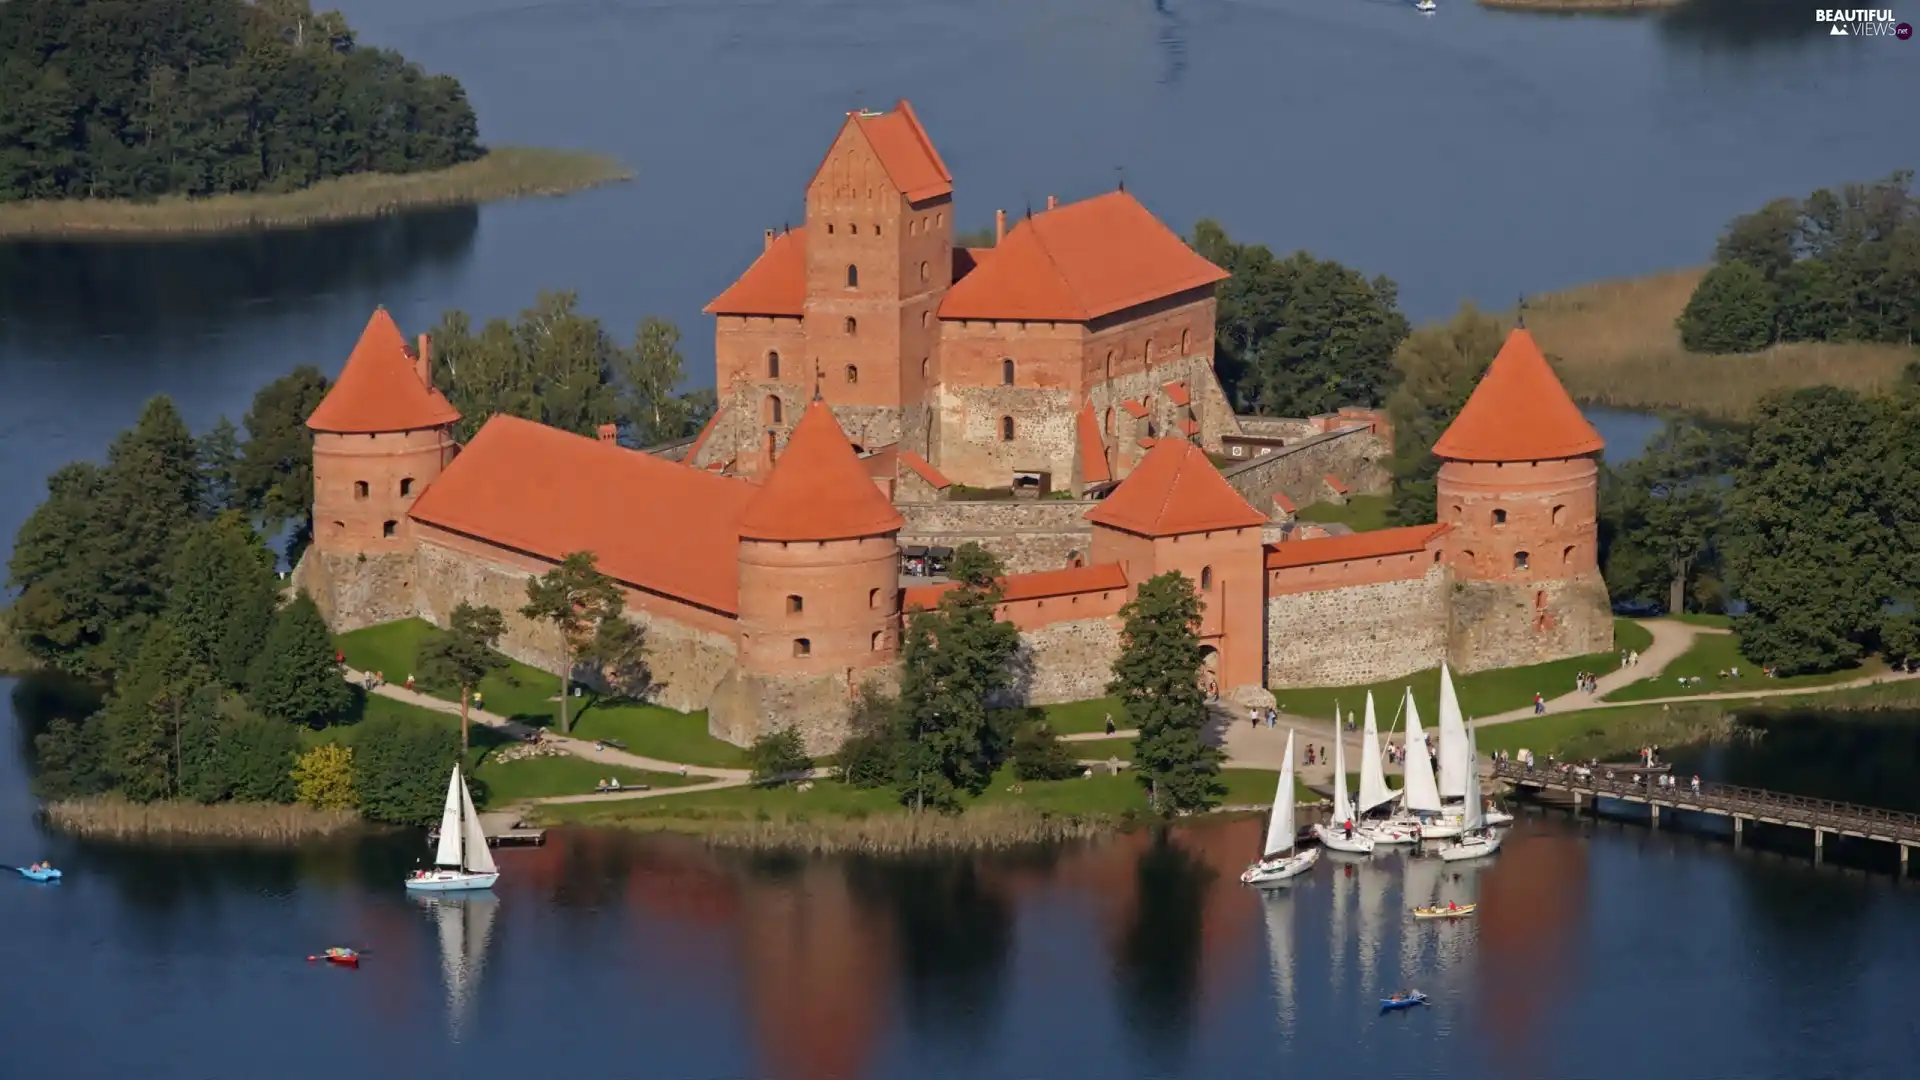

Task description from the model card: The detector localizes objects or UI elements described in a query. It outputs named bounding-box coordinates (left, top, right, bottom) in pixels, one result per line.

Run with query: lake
left=5, top=676, right=1920, bottom=1079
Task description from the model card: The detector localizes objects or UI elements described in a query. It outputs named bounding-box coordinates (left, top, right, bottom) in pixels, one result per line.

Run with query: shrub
left=748, top=728, right=813, bottom=786
left=1010, top=717, right=1082, bottom=781
left=1677, top=261, right=1777, bottom=353
left=293, top=745, right=357, bottom=811
left=351, top=712, right=459, bottom=825
left=837, top=685, right=900, bottom=789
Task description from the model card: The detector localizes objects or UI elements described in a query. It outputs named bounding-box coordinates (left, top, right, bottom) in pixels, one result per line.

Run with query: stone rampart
left=1221, top=426, right=1387, bottom=513
left=294, top=549, right=418, bottom=633
left=897, top=499, right=1095, bottom=573
left=1012, top=616, right=1123, bottom=705
left=1448, top=574, right=1613, bottom=674
left=1265, top=565, right=1448, bottom=687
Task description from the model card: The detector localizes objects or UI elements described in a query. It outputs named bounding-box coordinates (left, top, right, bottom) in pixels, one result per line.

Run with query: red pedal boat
left=309, top=947, right=360, bottom=967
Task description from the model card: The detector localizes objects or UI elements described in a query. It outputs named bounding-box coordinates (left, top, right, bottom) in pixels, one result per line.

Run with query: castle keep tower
left=712, top=398, right=905, bottom=752
left=1433, top=328, right=1612, bottom=672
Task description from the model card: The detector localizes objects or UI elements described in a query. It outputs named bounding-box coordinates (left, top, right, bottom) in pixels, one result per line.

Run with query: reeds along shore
left=0, top=146, right=633, bottom=241
left=565, top=804, right=1120, bottom=856
left=1522, top=268, right=1917, bottom=418
left=44, top=797, right=361, bottom=844
left=1475, top=0, right=1682, bottom=10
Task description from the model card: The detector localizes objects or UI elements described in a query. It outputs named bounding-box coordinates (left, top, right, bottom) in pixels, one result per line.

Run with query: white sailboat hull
left=405, top=869, right=501, bottom=892
left=1415, top=0, right=1437, bottom=11
left=1314, top=823, right=1377, bottom=854
left=1485, top=805, right=1515, bottom=827
left=1242, top=845, right=1320, bottom=886
left=1365, top=819, right=1422, bottom=845
left=1419, top=818, right=1464, bottom=841
left=1438, top=831, right=1503, bottom=863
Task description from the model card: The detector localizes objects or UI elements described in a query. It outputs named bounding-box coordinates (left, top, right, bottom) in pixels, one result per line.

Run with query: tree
left=428, top=293, right=626, bottom=443
left=1676, top=261, right=1777, bottom=353
left=31, top=717, right=107, bottom=800
left=1010, top=715, right=1081, bottom=782
left=417, top=602, right=507, bottom=752
left=519, top=552, right=623, bottom=733
left=234, top=365, right=331, bottom=535
left=166, top=512, right=281, bottom=688
left=895, top=545, right=1020, bottom=812
left=292, top=744, right=357, bottom=811
left=1113, top=573, right=1222, bottom=814
left=98, top=619, right=220, bottom=801
left=198, top=417, right=243, bottom=515
left=6, top=462, right=111, bottom=674
left=584, top=613, right=652, bottom=701
left=1381, top=304, right=1505, bottom=525
left=1193, top=220, right=1411, bottom=417
left=621, top=316, right=697, bottom=445
left=91, top=397, right=206, bottom=673
left=247, top=592, right=354, bottom=726
left=748, top=728, right=813, bottom=786
left=352, top=711, right=460, bottom=825
left=837, top=683, right=902, bottom=789
left=219, top=709, right=300, bottom=802
left=1599, top=420, right=1742, bottom=614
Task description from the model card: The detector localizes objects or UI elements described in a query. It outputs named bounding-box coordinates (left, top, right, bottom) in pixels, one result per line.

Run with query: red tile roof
left=1120, top=399, right=1149, bottom=419
left=740, top=400, right=905, bottom=541
left=1263, top=523, right=1451, bottom=570
left=407, top=415, right=755, bottom=614
left=1178, top=418, right=1200, bottom=437
left=1273, top=492, right=1296, bottom=513
left=705, top=227, right=807, bottom=317
left=1076, top=404, right=1112, bottom=487
left=1323, top=474, right=1350, bottom=494
left=812, top=101, right=951, bottom=204
left=904, top=562, right=1128, bottom=610
left=1087, top=439, right=1267, bottom=537
left=938, top=191, right=1228, bottom=322
left=1164, top=381, right=1191, bottom=407
left=1432, top=328, right=1605, bottom=462
left=860, top=445, right=898, bottom=482
left=307, top=309, right=461, bottom=434
left=897, top=449, right=950, bottom=490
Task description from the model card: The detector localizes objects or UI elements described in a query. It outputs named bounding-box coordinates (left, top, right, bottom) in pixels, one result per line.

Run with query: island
left=0, top=0, right=629, bottom=239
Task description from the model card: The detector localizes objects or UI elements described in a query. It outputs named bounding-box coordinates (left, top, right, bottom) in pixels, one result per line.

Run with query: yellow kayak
left=1413, top=904, right=1476, bottom=919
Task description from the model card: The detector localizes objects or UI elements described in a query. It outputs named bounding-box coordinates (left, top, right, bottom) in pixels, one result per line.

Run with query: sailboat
left=1415, top=0, right=1437, bottom=12
left=407, top=767, right=500, bottom=892
left=1241, top=730, right=1320, bottom=886
left=1314, top=707, right=1375, bottom=854
left=1402, top=691, right=1461, bottom=841
left=1356, top=693, right=1418, bottom=844
left=416, top=893, right=499, bottom=1039
left=1439, top=728, right=1503, bottom=863
left=1437, top=662, right=1471, bottom=806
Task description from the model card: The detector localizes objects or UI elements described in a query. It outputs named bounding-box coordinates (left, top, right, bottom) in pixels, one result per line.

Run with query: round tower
left=307, top=308, right=461, bottom=556
left=1433, top=328, right=1610, bottom=669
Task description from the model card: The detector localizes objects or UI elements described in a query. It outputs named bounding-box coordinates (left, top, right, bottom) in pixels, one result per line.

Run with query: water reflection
left=848, top=857, right=1013, bottom=1041
left=1113, top=830, right=1214, bottom=1062
left=1658, top=0, right=1833, bottom=53
left=1476, top=827, right=1587, bottom=1080
left=1153, top=0, right=1188, bottom=85
left=415, top=894, right=499, bottom=1042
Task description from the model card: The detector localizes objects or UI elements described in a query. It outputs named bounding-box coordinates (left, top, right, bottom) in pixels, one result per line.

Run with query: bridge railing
left=1491, top=760, right=1920, bottom=841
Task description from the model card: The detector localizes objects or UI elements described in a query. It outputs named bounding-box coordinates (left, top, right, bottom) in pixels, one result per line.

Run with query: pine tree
left=6, top=462, right=112, bottom=674
left=247, top=592, right=354, bottom=726
left=895, top=544, right=1020, bottom=812
left=93, top=397, right=205, bottom=673
left=1113, top=573, right=1223, bottom=815
left=167, top=512, right=281, bottom=689
left=519, top=552, right=623, bottom=733
left=418, top=602, right=507, bottom=752
left=99, top=620, right=219, bottom=801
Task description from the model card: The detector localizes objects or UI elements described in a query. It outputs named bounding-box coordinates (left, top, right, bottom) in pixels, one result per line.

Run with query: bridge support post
left=1733, top=817, right=1744, bottom=849
left=1650, top=804, right=1660, bottom=830
left=1813, top=828, right=1824, bottom=865
left=1901, top=844, right=1909, bottom=877
left=1571, top=791, right=1582, bottom=814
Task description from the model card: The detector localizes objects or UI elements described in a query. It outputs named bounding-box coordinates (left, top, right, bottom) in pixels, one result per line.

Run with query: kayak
left=309, top=948, right=360, bottom=967
left=15, top=866, right=61, bottom=882
left=1413, top=904, right=1476, bottom=919
left=1380, top=992, right=1428, bottom=1011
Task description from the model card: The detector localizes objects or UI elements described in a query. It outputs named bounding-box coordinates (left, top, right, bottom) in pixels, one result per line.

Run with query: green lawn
left=1669, top=613, right=1734, bottom=629
left=1474, top=702, right=1723, bottom=763
left=470, top=753, right=696, bottom=803
left=1270, top=619, right=1656, bottom=723
left=567, top=700, right=749, bottom=769
left=1040, top=696, right=1129, bottom=735
left=334, top=618, right=561, bottom=721
left=1295, top=493, right=1390, bottom=533
left=1069, top=736, right=1135, bottom=761
left=1603, top=630, right=1884, bottom=702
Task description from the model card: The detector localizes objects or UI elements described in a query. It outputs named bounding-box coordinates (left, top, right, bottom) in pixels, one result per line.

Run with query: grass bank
left=1522, top=269, right=1916, bottom=418
left=1295, top=493, right=1391, bottom=533
left=473, top=748, right=697, bottom=803
left=1476, top=0, right=1681, bottom=10
left=1604, top=630, right=1888, bottom=703
left=44, top=796, right=360, bottom=843
left=0, top=147, right=632, bottom=241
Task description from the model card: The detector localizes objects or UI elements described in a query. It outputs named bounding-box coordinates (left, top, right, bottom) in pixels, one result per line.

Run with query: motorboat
left=1381, top=990, right=1429, bottom=1010
left=1413, top=903, right=1476, bottom=920
left=406, top=767, right=501, bottom=892
left=1484, top=799, right=1515, bottom=827
left=1314, top=707, right=1376, bottom=855
left=1242, top=731, right=1321, bottom=886
left=1438, top=730, right=1503, bottom=863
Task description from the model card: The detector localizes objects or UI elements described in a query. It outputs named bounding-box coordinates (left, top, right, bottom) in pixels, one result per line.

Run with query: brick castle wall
left=1012, top=616, right=1123, bottom=706
left=897, top=499, right=1095, bottom=574
left=1264, top=564, right=1448, bottom=687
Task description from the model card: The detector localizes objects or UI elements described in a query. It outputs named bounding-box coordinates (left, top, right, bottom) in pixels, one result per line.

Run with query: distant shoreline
left=0, top=147, right=633, bottom=242
left=1476, top=0, right=1683, bottom=11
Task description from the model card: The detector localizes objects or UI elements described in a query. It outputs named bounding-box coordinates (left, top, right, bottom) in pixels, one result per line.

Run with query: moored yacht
left=1243, top=730, right=1321, bottom=886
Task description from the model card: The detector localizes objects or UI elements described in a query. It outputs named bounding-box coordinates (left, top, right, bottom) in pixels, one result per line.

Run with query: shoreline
left=44, top=796, right=363, bottom=844
left=1476, top=0, right=1682, bottom=10
left=0, top=147, right=633, bottom=242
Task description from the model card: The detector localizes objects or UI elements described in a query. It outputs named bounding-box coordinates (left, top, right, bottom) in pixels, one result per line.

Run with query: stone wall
left=1235, top=415, right=1318, bottom=442
left=1448, top=574, right=1614, bottom=675
left=708, top=666, right=897, bottom=754
left=1265, top=566, right=1448, bottom=687
left=1011, top=616, right=1123, bottom=706
left=294, top=549, right=418, bottom=633
left=897, top=499, right=1095, bottom=573
left=1220, top=426, right=1388, bottom=513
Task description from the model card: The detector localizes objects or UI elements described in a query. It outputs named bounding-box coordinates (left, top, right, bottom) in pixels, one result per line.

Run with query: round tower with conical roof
left=1433, top=329, right=1612, bottom=672
left=713, top=398, right=904, bottom=751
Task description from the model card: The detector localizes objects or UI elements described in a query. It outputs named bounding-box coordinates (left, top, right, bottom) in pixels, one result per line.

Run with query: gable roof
left=826, top=101, right=952, bottom=204
left=406, top=415, right=756, bottom=615
left=938, top=191, right=1228, bottom=322
left=1432, top=328, right=1605, bottom=462
left=307, top=309, right=461, bottom=434
left=904, top=562, right=1129, bottom=611
left=1076, top=404, right=1112, bottom=486
left=1264, top=523, right=1451, bottom=570
left=740, top=400, right=906, bottom=541
left=705, top=227, right=807, bottom=317
left=1086, top=439, right=1266, bottom=537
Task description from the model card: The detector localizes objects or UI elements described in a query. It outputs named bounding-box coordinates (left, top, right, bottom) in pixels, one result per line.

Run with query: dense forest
left=0, top=0, right=481, bottom=202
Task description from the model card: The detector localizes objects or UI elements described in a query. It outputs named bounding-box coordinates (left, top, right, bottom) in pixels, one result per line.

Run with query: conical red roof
left=306, top=308, right=461, bottom=434
left=1432, top=329, right=1603, bottom=462
left=740, top=400, right=904, bottom=542
left=1086, top=439, right=1266, bottom=537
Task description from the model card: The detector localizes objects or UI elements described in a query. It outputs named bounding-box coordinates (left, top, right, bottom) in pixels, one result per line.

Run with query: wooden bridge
left=1493, top=760, right=1920, bottom=876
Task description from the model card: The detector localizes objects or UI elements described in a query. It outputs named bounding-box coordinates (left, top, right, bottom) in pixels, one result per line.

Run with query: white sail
left=457, top=770, right=497, bottom=875
left=1331, top=710, right=1353, bottom=823
left=1462, top=728, right=1486, bottom=833
left=1437, top=662, right=1471, bottom=801
left=1358, top=692, right=1394, bottom=813
left=1265, top=730, right=1298, bottom=857
left=433, top=769, right=464, bottom=868
left=1402, top=690, right=1443, bottom=813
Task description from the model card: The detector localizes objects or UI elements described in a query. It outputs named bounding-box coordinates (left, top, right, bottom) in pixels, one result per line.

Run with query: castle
left=295, top=101, right=1612, bottom=751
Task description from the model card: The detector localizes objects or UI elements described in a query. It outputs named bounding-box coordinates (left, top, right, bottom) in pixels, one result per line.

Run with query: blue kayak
left=1380, top=992, right=1427, bottom=1011
left=16, top=867, right=62, bottom=883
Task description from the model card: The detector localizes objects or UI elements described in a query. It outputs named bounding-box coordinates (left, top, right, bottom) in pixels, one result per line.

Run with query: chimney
left=1046, top=194, right=1058, bottom=211
left=415, top=333, right=431, bottom=386
left=764, top=228, right=775, bottom=252
left=994, top=208, right=1006, bottom=244
left=597, top=424, right=618, bottom=444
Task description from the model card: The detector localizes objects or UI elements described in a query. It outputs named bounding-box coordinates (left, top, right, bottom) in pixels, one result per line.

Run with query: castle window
left=1552, top=504, right=1567, bottom=526
left=846, top=364, right=859, bottom=384
left=1514, top=550, right=1531, bottom=571
left=1145, top=337, right=1154, bottom=364
left=1563, top=544, right=1576, bottom=564
left=768, top=351, right=780, bottom=378
left=1200, top=566, right=1213, bottom=589
left=382, top=520, right=397, bottom=538
left=826, top=223, right=834, bottom=234
left=1000, top=416, right=1015, bottom=441
left=935, top=212, right=943, bottom=226
left=332, top=520, right=345, bottom=534
left=786, top=594, right=803, bottom=615
left=354, top=480, right=369, bottom=499
left=920, top=260, right=930, bottom=283
left=1452, top=504, right=1462, bottom=520
left=1001, top=358, right=1015, bottom=385
left=1105, top=408, right=1116, bottom=435
left=399, top=477, right=414, bottom=497
left=1434, top=551, right=1443, bottom=563
left=874, top=224, right=882, bottom=236
left=1181, top=329, right=1191, bottom=353
left=1105, top=350, right=1114, bottom=378
left=1492, top=508, right=1508, bottom=526
left=844, top=316, right=857, bottom=335
left=768, top=396, right=783, bottom=424
left=793, top=638, right=811, bottom=658
left=849, top=223, right=858, bottom=235
left=921, top=311, right=930, bottom=328
left=871, top=631, right=883, bottom=652
left=921, top=357, right=930, bottom=379
left=869, top=587, right=881, bottom=609
left=1535, top=589, right=1548, bottom=609
left=846, top=264, right=859, bottom=288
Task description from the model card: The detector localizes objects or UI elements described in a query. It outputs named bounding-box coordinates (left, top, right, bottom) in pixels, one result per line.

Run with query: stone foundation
left=1012, top=616, right=1122, bottom=705
left=1221, top=426, right=1388, bottom=515
left=1448, top=574, right=1614, bottom=674
left=708, top=667, right=888, bottom=755
left=1265, top=567, right=1448, bottom=687
left=295, top=549, right=418, bottom=632
left=897, top=499, right=1096, bottom=574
